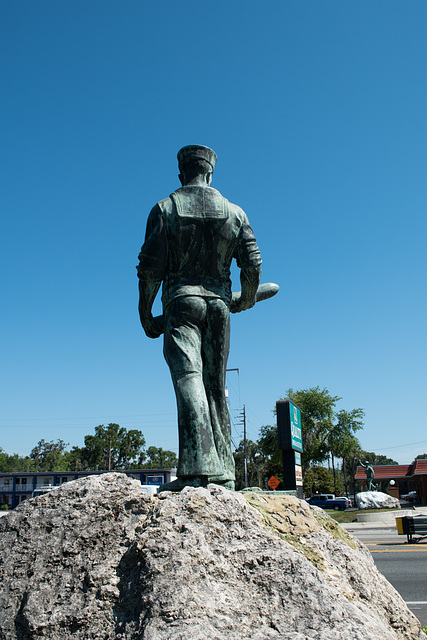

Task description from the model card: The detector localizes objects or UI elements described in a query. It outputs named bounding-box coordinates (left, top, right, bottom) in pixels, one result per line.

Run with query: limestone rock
left=356, top=491, right=401, bottom=510
left=0, top=473, right=422, bottom=640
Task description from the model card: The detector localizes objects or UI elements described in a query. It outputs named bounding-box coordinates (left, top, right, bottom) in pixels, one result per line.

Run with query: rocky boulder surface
left=0, top=473, right=423, bottom=640
left=356, top=491, right=401, bottom=510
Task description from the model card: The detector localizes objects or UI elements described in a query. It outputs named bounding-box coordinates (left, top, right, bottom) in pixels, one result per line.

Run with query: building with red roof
left=355, top=459, right=427, bottom=504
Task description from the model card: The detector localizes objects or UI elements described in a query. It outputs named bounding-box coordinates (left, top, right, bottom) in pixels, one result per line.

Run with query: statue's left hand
left=142, top=315, right=164, bottom=339
left=230, top=295, right=255, bottom=314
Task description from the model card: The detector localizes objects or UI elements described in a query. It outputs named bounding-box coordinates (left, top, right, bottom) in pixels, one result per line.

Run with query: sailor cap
left=177, top=145, right=217, bottom=170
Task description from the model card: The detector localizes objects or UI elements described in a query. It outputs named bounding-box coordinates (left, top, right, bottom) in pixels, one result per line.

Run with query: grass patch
left=325, top=507, right=404, bottom=524
left=324, top=510, right=358, bottom=524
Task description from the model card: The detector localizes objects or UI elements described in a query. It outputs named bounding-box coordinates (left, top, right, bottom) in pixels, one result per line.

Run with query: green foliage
left=234, top=387, right=366, bottom=495
left=0, top=448, right=34, bottom=472
left=256, top=425, right=283, bottom=482
left=360, top=451, right=398, bottom=466
left=327, top=409, right=364, bottom=494
left=2, top=424, right=148, bottom=473
left=144, top=446, right=178, bottom=469
left=279, top=388, right=364, bottom=495
left=415, top=454, right=427, bottom=461
left=233, top=439, right=268, bottom=490
left=282, top=387, right=341, bottom=473
left=72, top=424, right=146, bottom=471
left=63, top=445, right=92, bottom=471
left=333, top=410, right=364, bottom=450
left=343, top=442, right=364, bottom=496
left=30, top=440, right=69, bottom=471
left=303, top=466, right=343, bottom=496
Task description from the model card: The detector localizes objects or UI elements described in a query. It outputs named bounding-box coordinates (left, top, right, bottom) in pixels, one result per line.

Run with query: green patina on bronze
left=359, top=460, right=376, bottom=491
left=137, top=146, right=276, bottom=491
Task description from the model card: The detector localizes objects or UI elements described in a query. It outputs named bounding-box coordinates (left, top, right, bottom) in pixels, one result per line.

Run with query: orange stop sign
left=268, top=476, right=280, bottom=490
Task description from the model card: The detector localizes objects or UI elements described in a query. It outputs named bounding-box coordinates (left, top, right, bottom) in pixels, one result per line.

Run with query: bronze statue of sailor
left=137, top=145, right=277, bottom=490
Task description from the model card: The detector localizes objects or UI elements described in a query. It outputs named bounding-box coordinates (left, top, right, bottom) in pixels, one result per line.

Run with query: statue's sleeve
left=136, top=204, right=167, bottom=333
left=234, top=212, right=262, bottom=272
left=233, top=211, right=262, bottom=309
left=136, top=204, right=167, bottom=282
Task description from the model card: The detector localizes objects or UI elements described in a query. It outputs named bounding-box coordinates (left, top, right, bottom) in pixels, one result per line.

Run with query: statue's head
left=177, top=145, right=217, bottom=186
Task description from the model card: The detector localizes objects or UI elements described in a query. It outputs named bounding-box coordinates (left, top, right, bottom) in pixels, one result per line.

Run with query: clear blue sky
left=1, top=1, right=426, bottom=464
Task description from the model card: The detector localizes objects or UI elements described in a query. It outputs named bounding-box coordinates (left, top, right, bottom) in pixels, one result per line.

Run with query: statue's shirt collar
left=171, top=186, right=229, bottom=220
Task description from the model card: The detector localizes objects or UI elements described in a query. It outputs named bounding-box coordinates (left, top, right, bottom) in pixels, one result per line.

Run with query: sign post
left=276, top=400, right=304, bottom=498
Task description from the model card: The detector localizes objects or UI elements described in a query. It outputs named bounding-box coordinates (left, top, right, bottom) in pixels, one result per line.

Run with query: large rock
left=0, top=473, right=422, bottom=640
left=356, top=491, right=401, bottom=510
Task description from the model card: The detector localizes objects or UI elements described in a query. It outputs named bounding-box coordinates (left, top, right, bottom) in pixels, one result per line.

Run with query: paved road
left=347, top=525, right=427, bottom=626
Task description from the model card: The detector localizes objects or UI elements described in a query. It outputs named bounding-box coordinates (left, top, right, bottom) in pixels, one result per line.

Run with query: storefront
left=355, top=459, right=427, bottom=504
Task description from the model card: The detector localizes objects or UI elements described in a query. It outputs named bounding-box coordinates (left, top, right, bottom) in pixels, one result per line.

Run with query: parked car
left=306, top=494, right=348, bottom=511
left=401, top=490, right=418, bottom=503
left=336, top=496, right=352, bottom=508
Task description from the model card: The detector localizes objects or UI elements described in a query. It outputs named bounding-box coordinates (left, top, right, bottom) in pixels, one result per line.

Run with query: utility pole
left=226, top=368, right=247, bottom=486
left=243, top=404, right=248, bottom=488
left=235, top=404, right=248, bottom=488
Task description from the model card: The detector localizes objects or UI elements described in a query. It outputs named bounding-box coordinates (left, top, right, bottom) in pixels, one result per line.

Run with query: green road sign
left=277, top=400, right=303, bottom=453
left=289, top=402, right=303, bottom=452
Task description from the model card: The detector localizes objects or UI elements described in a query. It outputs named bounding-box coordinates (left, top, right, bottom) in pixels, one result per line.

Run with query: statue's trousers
left=163, top=295, right=235, bottom=482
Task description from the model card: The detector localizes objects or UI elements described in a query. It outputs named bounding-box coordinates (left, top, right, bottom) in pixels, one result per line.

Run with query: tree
left=0, top=448, right=10, bottom=471
left=1, top=424, right=154, bottom=473
left=78, top=424, right=146, bottom=470
left=327, top=409, right=364, bottom=494
left=143, top=446, right=178, bottom=469
left=256, top=424, right=283, bottom=484
left=30, top=440, right=69, bottom=471
left=233, top=439, right=267, bottom=490
left=359, top=451, right=398, bottom=466
left=303, top=466, right=343, bottom=496
left=63, top=443, right=98, bottom=471
left=415, top=454, right=427, bottom=460
left=254, top=388, right=365, bottom=491
left=118, top=428, right=147, bottom=468
left=65, top=424, right=147, bottom=471
left=341, top=437, right=363, bottom=498
left=0, top=448, right=34, bottom=472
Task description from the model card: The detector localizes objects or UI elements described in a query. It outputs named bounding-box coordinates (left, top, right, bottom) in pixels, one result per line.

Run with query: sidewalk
left=341, top=506, right=427, bottom=530
left=341, top=520, right=396, bottom=531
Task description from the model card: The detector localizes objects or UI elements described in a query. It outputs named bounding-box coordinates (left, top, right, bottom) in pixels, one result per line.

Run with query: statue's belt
left=153, top=282, right=279, bottom=333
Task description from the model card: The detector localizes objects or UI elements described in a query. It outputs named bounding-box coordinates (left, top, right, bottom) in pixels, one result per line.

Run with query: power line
left=0, top=413, right=178, bottom=432
left=0, top=413, right=176, bottom=422
left=369, top=439, right=427, bottom=451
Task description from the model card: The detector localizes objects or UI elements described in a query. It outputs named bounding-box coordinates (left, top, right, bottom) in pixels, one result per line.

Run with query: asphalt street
left=345, top=523, right=427, bottom=626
